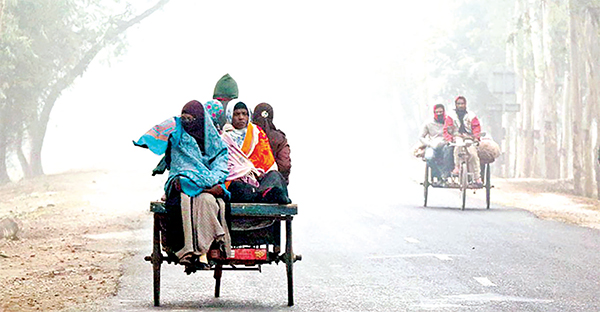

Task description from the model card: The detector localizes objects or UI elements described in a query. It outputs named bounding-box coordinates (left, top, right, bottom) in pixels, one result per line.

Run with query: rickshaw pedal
left=144, top=252, right=171, bottom=264
left=279, top=253, right=302, bottom=262
left=144, top=254, right=164, bottom=262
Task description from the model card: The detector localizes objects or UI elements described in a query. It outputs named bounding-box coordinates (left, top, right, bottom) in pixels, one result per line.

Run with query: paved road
left=87, top=177, right=600, bottom=311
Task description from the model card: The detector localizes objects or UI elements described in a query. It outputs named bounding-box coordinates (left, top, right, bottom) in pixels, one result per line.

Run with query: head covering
left=181, top=100, right=206, bottom=153
left=252, top=102, right=278, bottom=133
left=134, top=101, right=229, bottom=196
left=213, top=74, right=239, bottom=100
left=433, top=103, right=445, bottom=124
left=226, top=100, right=252, bottom=124
left=168, top=103, right=229, bottom=197
left=205, top=99, right=224, bottom=130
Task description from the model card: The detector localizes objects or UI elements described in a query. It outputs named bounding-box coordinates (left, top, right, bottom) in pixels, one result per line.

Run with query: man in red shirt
left=443, top=96, right=482, bottom=186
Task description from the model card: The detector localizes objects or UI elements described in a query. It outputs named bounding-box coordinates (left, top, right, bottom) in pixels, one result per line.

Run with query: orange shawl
left=222, top=122, right=277, bottom=187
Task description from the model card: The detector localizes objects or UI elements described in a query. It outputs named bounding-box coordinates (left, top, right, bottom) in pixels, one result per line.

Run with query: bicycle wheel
left=460, top=162, right=467, bottom=210
left=485, top=164, right=491, bottom=209
left=424, top=164, right=430, bottom=207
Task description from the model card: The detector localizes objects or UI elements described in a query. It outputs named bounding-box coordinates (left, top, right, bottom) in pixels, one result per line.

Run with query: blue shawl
left=134, top=109, right=229, bottom=197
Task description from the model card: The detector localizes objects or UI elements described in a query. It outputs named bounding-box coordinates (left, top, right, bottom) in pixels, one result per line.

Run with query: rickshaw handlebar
left=449, top=137, right=478, bottom=147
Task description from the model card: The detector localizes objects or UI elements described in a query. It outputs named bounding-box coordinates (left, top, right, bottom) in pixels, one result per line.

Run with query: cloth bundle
left=477, top=138, right=501, bottom=164
left=413, top=144, right=426, bottom=158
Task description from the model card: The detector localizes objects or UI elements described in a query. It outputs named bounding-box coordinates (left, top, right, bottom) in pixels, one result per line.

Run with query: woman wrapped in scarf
left=221, top=101, right=291, bottom=204
left=134, top=100, right=231, bottom=271
left=252, top=102, right=292, bottom=185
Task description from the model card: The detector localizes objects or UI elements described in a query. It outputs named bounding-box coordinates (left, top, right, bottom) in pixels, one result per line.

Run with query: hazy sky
left=40, top=0, right=456, bottom=204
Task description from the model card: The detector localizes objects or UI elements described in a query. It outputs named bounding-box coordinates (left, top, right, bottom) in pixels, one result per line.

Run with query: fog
left=40, top=1, right=457, bottom=206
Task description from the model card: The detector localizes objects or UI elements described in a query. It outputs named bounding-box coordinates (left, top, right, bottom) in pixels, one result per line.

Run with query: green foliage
left=428, top=0, right=514, bottom=110
left=2, top=0, right=122, bottom=123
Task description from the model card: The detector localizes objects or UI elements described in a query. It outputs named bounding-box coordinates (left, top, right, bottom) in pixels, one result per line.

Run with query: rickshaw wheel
left=485, top=164, right=491, bottom=209
left=460, top=162, right=467, bottom=210
left=152, top=214, right=162, bottom=306
left=285, top=217, right=294, bottom=306
left=423, top=164, right=430, bottom=207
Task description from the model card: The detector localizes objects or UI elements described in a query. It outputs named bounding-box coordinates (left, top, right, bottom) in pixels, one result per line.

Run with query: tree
left=427, top=0, right=514, bottom=179
left=0, top=0, right=170, bottom=182
left=568, top=0, right=583, bottom=194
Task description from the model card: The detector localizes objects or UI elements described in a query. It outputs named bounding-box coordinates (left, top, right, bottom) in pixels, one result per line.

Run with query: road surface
left=83, top=175, right=600, bottom=312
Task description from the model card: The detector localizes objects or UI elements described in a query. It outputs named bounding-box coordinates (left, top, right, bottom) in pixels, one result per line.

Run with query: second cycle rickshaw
left=421, top=136, right=492, bottom=210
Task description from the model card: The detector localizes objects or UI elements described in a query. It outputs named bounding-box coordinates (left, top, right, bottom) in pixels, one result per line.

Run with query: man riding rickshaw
left=443, top=96, right=483, bottom=187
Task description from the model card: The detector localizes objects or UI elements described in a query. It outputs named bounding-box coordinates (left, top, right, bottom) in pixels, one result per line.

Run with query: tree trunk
left=0, top=130, right=10, bottom=184
left=560, top=73, right=571, bottom=179
left=569, top=0, right=583, bottom=195
left=583, top=15, right=599, bottom=197
left=596, top=119, right=600, bottom=199
left=596, top=144, right=600, bottom=199
left=514, top=1, right=536, bottom=178
left=29, top=137, right=44, bottom=176
left=522, top=72, right=535, bottom=179
left=530, top=1, right=547, bottom=178
left=15, top=131, right=33, bottom=178
left=0, top=0, right=5, bottom=34
left=509, top=0, right=525, bottom=178
left=591, top=10, right=600, bottom=199
left=524, top=6, right=535, bottom=178
left=541, top=0, right=559, bottom=179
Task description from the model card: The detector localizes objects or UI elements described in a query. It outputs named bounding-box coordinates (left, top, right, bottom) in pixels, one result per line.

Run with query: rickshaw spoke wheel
left=423, top=164, right=430, bottom=207
left=152, top=214, right=162, bottom=306
left=460, top=162, right=467, bottom=210
left=485, top=164, right=491, bottom=209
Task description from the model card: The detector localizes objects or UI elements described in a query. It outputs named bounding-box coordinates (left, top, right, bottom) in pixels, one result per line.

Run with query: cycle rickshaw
left=421, top=136, right=493, bottom=210
left=145, top=201, right=301, bottom=306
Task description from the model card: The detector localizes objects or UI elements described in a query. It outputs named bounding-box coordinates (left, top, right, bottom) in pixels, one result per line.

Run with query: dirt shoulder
left=0, top=170, right=599, bottom=311
left=0, top=170, right=154, bottom=312
left=472, top=178, right=600, bottom=230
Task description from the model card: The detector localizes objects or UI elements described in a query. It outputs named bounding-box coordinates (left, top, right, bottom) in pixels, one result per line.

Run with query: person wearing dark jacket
left=252, top=102, right=292, bottom=185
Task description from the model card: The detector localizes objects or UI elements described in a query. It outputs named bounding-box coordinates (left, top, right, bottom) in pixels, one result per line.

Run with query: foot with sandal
left=179, top=253, right=211, bottom=274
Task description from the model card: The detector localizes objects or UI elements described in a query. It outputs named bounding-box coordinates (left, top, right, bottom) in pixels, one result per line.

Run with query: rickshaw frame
left=421, top=137, right=492, bottom=210
left=146, top=201, right=301, bottom=307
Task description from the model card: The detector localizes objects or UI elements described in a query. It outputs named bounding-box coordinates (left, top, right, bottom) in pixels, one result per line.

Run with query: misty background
left=41, top=0, right=460, bottom=207
left=3, top=0, right=600, bottom=203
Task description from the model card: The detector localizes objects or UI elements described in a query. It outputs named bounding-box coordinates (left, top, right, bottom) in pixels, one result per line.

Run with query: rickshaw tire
left=485, top=164, right=491, bottom=209
left=152, top=214, right=162, bottom=306
left=460, top=162, right=467, bottom=210
left=424, top=164, right=430, bottom=207
left=285, top=218, right=294, bottom=306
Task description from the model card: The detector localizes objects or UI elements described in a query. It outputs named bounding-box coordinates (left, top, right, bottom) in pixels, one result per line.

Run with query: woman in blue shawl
left=134, top=100, right=230, bottom=271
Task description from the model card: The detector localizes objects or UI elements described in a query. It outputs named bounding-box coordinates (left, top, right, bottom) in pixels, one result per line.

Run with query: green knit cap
left=213, top=74, right=239, bottom=100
